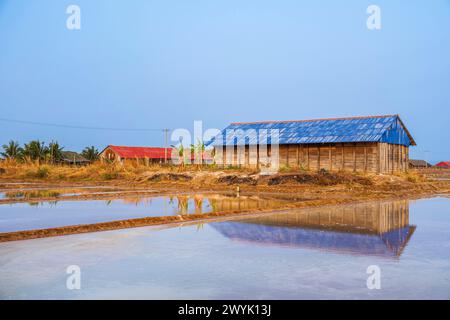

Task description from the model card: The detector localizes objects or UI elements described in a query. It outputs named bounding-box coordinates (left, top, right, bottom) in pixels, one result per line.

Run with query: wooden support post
left=378, top=143, right=381, bottom=174
left=286, top=145, right=289, bottom=167
left=317, top=146, right=320, bottom=171
left=223, top=146, right=226, bottom=167
left=256, top=144, right=260, bottom=169
left=364, top=146, right=367, bottom=172
left=245, top=145, right=249, bottom=167
left=390, top=144, right=393, bottom=174
left=329, top=145, right=332, bottom=171
left=400, top=145, right=403, bottom=172
left=406, top=146, right=409, bottom=172
left=307, top=146, right=310, bottom=170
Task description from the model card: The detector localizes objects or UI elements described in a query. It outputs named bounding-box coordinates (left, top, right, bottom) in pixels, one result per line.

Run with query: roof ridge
left=230, top=114, right=398, bottom=125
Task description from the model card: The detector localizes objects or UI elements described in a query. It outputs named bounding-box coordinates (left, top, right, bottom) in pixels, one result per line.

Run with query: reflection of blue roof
left=211, top=222, right=415, bottom=257
left=208, top=115, right=415, bottom=147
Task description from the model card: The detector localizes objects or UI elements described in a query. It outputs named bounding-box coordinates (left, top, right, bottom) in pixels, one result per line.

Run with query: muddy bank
left=2, top=169, right=449, bottom=194
left=0, top=169, right=449, bottom=207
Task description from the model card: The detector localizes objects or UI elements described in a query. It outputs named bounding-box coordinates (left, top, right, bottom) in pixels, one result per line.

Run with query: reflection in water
left=167, top=194, right=287, bottom=215
left=211, top=200, right=416, bottom=258
left=0, top=197, right=449, bottom=299
left=102, top=194, right=287, bottom=216
left=11, top=194, right=287, bottom=214
left=0, top=193, right=291, bottom=233
left=1, top=187, right=289, bottom=216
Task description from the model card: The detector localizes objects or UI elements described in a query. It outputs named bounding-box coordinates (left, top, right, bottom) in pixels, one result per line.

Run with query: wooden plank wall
left=216, top=142, right=409, bottom=174
left=278, top=143, right=380, bottom=173
left=378, top=143, right=409, bottom=174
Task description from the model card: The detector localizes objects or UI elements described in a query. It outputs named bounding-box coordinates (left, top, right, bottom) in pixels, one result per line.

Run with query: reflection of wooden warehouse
left=210, top=115, right=416, bottom=173
left=211, top=200, right=416, bottom=258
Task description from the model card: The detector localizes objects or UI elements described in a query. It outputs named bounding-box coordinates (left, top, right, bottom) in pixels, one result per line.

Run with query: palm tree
left=23, top=140, right=48, bottom=163
left=1, top=140, right=23, bottom=160
left=196, top=139, right=205, bottom=165
left=81, top=146, right=99, bottom=161
left=171, top=137, right=185, bottom=168
left=171, top=143, right=185, bottom=168
left=190, top=144, right=195, bottom=164
left=190, top=139, right=205, bottom=166
left=47, top=141, right=64, bottom=164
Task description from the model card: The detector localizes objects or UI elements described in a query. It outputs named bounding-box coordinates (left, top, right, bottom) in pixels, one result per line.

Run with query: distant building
left=60, top=151, right=90, bottom=165
left=210, top=114, right=416, bottom=174
left=435, top=161, right=450, bottom=169
left=100, top=145, right=172, bottom=165
left=409, top=159, right=431, bottom=169
left=99, top=145, right=213, bottom=165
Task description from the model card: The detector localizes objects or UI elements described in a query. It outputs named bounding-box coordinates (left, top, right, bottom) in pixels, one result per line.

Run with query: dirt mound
left=266, top=170, right=373, bottom=186
left=267, top=173, right=318, bottom=185
left=217, top=175, right=258, bottom=185
left=146, top=173, right=193, bottom=182
left=0, top=168, right=5, bottom=175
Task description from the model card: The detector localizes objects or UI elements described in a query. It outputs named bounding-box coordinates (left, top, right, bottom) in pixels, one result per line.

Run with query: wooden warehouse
left=210, top=115, right=416, bottom=174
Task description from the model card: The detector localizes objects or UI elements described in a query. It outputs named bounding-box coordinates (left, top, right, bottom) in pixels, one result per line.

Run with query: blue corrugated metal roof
left=208, top=115, right=416, bottom=147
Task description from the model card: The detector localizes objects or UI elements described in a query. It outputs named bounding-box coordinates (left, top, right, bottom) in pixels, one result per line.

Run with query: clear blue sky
left=0, top=0, right=449, bottom=162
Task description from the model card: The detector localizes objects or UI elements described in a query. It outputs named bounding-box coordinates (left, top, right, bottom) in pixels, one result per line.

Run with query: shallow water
left=0, top=194, right=285, bottom=232
left=0, top=197, right=449, bottom=299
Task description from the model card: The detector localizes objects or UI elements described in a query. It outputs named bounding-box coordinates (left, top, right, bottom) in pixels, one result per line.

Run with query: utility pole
left=163, top=128, right=170, bottom=164
left=424, top=150, right=430, bottom=168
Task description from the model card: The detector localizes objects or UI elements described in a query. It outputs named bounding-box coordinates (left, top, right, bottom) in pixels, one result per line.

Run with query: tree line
left=1, top=140, right=99, bottom=163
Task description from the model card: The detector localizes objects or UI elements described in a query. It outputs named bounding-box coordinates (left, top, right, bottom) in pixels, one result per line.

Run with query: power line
left=0, top=117, right=168, bottom=132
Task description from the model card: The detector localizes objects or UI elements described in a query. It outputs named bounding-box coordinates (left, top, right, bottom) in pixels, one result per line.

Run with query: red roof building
left=102, top=145, right=171, bottom=159
left=100, top=145, right=172, bottom=164
left=435, top=161, right=450, bottom=168
left=100, top=145, right=212, bottom=165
